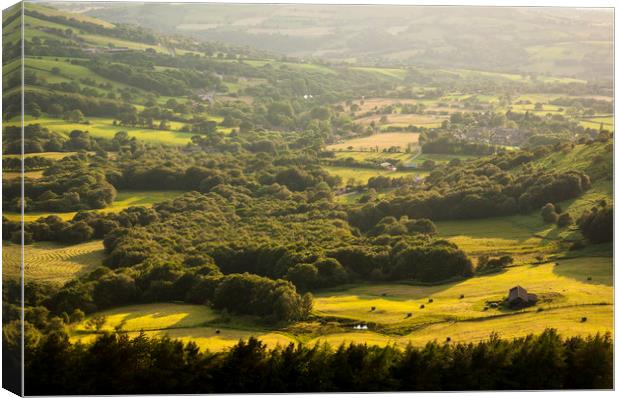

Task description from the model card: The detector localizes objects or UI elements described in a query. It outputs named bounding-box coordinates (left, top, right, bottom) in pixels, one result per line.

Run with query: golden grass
left=74, top=303, right=219, bottom=333
left=2, top=240, right=103, bottom=283
left=3, top=170, right=45, bottom=180
left=315, top=258, right=611, bottom=323
left=3, top=152, right=80, bottom=160
left=309, top=305, right=611, bottom=348
left=312, top=254, right=612, bottom=344
left=70, top=303, right=297, bottom=352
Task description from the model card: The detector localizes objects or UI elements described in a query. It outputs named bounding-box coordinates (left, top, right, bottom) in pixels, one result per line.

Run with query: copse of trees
left=2, top=124, right=66, bottom=154
left=12, top=89, right=133, bottom=120
left=2, top=155, right=54, bottom=171
left=210, top=273, right=312, bottom=322
left=421, top=134, right=498, bottom=156
left=578, top=204, right=613, bottom=244
left=17, top=329, right=612, bottom=394
left=3, top=152, right=117, bottom=213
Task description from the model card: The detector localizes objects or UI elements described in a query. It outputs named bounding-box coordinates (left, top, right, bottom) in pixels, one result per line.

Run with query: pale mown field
left=3, top=240, right=104, bottom=283
left=327, top=132, right=419, bottom=151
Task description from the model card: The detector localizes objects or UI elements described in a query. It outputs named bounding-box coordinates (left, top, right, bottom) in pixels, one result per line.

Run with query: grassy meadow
left=324, top=166, right=426, bottom=186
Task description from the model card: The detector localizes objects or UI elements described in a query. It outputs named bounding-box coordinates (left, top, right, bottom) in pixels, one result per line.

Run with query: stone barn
left=507, top=286, right=537, bottom=308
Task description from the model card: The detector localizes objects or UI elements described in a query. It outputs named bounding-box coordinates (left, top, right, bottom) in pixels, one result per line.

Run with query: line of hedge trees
left=3, top=152, right=117, bottom=213
left=349, top=156, right=592, bottom=230
left=2, top=155, right=54, bottom=172
left=11, top=328, right=611, bottom=394
left=421, top=134, right=499, bottom=156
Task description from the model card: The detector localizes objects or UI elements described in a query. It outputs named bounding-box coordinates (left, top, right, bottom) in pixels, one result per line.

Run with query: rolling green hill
left=82, top=3, right=613, bottom=82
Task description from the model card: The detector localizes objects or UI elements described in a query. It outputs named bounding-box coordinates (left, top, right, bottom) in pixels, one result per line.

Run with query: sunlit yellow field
left=70, top=303, right=297, bottom=351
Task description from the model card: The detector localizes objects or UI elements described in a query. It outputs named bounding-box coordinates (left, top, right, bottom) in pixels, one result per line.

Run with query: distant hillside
left=72, top=3, right=613, bottom=83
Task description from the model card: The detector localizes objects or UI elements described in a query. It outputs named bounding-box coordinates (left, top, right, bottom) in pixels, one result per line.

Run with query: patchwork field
left=4, top=190, right=184, bottom=222
left=2, top=240, right=104, bottom=283
left=327, top=132, right=419, bottom=151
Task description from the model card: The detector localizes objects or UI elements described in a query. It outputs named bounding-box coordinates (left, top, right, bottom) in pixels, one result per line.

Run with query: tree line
left=11, top=328, right=612, bottom=394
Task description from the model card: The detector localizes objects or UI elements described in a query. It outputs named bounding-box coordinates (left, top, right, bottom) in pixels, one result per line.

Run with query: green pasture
left=24, top=57, right=139, bottom=93
left=323, top=166, right=425, bottom=186
left=350, top=66, right=407, bottom=80
left=8, top=117, right=197, bottom=145
left=237, top=59, right=336, bottom=75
